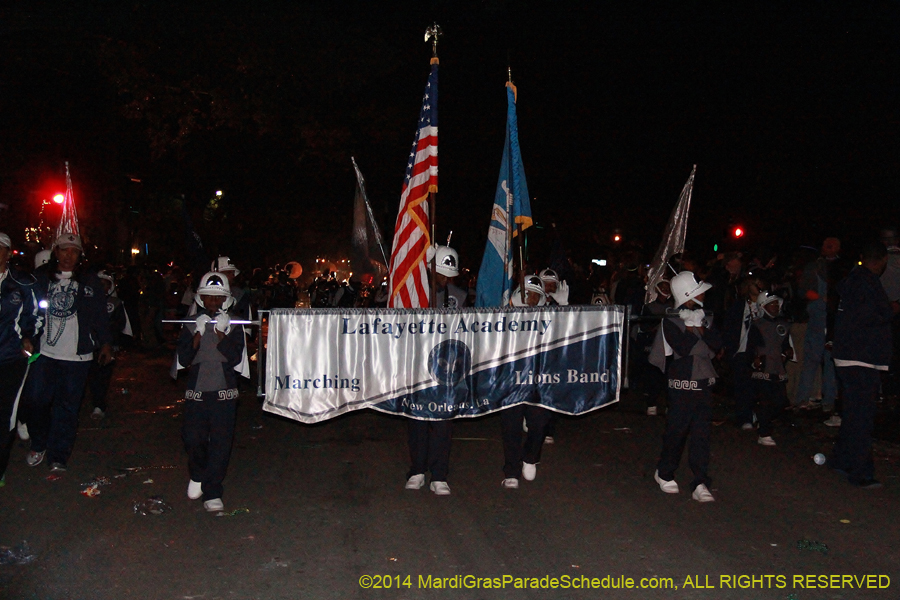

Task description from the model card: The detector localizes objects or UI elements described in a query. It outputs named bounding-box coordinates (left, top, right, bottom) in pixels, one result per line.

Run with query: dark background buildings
left=1, top=2, right=897, bottom=269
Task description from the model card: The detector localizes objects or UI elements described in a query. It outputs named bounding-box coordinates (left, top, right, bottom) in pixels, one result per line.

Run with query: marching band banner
left=263, top=305, right=623, bottom=423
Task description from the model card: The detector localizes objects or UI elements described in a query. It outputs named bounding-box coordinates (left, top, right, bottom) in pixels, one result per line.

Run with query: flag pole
left=426, top=23, right=442, bottom=308
left=507, top=68, right=526, bottom=304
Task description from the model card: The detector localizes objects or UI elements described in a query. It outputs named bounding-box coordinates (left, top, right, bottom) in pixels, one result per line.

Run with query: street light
left=52, top=194, right=65, bottom=204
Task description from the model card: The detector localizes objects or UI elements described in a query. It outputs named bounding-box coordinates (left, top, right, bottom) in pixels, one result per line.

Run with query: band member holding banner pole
left=501, top=275, right=552, bottom=489
left=649, top=271, right=722, bottom=503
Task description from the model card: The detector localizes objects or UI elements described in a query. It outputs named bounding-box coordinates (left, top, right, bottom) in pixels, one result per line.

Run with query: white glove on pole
left=194, top=314, right=211, bottom=332
left=214, top=310, right=231, bottom=334
left=679, top=308, right=705, bottom=327
left=550, top=281, right=569, bottom=306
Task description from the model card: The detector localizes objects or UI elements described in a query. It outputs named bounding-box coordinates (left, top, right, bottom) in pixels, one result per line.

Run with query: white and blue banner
left=263, top=305, right=623, bottom=423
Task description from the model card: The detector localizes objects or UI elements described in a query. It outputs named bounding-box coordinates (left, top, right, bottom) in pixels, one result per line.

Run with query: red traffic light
left=52, top=194, right=65, bottom=204
left=732, top=226, right=744, bottom=238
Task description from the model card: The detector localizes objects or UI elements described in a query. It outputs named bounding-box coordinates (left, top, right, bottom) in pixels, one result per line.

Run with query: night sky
left=1, top=2, right=897, bottom=269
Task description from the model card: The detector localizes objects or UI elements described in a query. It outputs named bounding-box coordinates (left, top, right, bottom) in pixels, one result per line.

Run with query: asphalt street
left=1, top=347, right=898, bottom=600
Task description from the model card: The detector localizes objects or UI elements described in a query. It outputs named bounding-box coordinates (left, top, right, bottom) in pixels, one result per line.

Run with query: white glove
left=509, top=288, right=526, bottom=307
left=214, top=310, right=231, bottom=334
left=678, top=308, right=706, bottom=327
left=549, top=281, right=569, bottom=306
left=426, top=244, right=436, bottom=263
left=194, top=314, right=211, bottom=332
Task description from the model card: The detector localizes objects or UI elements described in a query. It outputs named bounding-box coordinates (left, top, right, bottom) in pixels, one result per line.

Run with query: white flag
left=645, top=165, right=695, bottom=304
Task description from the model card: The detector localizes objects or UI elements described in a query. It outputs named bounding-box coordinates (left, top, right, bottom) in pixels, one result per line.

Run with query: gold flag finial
left=425, top=23, right=442, bottom=58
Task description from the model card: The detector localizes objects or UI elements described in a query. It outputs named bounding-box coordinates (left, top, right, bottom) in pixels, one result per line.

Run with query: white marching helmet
left=654, top=278, right=671, bottom=297
left=97, top=270, right=115, bottom=294
left=194, top=271, right=235, bottom=309
left=670, top=271, right=712, bottom=308
left=511, top=274, right=548, bottom=307
left=757, top=290, right=783, bottom=313
left=212, top=256, right=240, bottom=276
left=434, top=245, right=459, bottom=277
left=34, top=249, right=52, bottom=269
left=539, top=268, right=560, bottom=288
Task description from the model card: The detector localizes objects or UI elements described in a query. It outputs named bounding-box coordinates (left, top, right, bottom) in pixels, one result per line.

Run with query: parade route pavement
left=1, top=348, right=898, bottom=599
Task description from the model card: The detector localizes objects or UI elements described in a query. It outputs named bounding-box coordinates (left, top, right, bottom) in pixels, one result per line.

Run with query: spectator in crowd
left=877, top=227, right=900, bottom=399
left=794, top=238, right=846, bottom=413
left=830, top=242, right=895, bottom=489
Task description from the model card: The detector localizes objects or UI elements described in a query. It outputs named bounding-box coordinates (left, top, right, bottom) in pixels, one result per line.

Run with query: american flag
left=388, top=61, right=438, bottom=308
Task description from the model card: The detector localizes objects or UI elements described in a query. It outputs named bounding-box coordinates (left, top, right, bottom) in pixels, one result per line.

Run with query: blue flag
left=475, top=83, right=533, bottom=308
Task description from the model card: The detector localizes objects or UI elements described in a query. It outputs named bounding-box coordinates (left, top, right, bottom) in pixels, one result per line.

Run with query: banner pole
left=257, top=309, right=268, bottom=398
left=430, top=191, right=437, bottom=308
left=623, top=304, right=631, bottom=389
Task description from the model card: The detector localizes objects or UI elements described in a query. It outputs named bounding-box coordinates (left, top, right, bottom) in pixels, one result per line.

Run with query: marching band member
left=501, top=275, right=553, bottom=489
left=649, top=271, right=722, bottom=502
left=0, top=233, right=37, bottom=485
left=87, top=270, right=132, bottom=420
left=27, top=233, right=112, bottom=472
left=405, top=245, right=464, bottom=496
left=748, top=291, right=794, bottom=446
left=177, top=271, right=247, bottom=512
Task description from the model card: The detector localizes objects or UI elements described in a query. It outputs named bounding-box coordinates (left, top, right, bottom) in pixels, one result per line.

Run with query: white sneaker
left=741, top=423, right=754, bottom=431
left=522, top=462, right=537, bottom=481
left=203, top=498, right=224, bottom=512
left=824, top=415, right=842, bottom=427
left=187, top=480, right=202, bottom=500
left=501, top=478, right=519, bottom=489
left=26, top=450, right=45, bottom=467
left=430, top=481, right=451, bottom=495
left=16, top=421, right=29, bottom=441
left=758, top=436, right=776, bottom=446
left=405, top=474, right=425, bottom=490
left=91, top=407, right=105, bottom=420
left=692, top=484, right=715, bottom=502
left=646, top=406, right=658, bottom=416
left=543, top=436, right=554, bottom=445
left=654, top=470, right=679, bottom=494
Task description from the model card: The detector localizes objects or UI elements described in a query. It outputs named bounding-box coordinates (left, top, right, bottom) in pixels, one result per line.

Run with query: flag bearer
left=649, top=271, right=722, bottom=502
left=405, top=245, right=464, bottom=496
